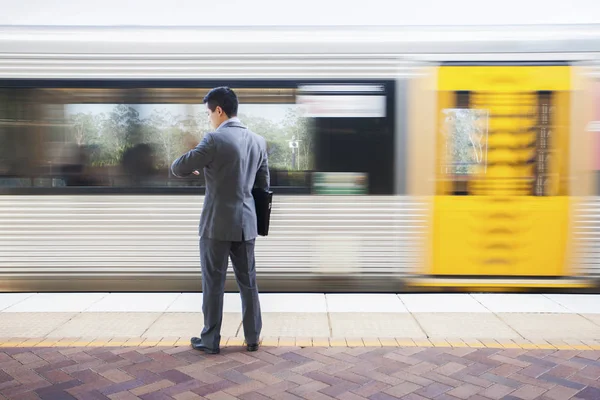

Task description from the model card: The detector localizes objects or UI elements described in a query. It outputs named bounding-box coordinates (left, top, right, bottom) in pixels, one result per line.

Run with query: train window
left=0, top=86, right=313, bottom=192
left=298, top=83, right=395, bottom=195
left=441, top=108, right=489, bottom=177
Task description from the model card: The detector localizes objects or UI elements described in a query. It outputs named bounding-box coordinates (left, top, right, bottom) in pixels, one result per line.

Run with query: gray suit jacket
left=171, top=118, right=270, bottom=242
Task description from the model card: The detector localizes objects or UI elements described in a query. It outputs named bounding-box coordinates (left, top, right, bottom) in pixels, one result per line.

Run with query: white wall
left=0, top=0, right=598, bottom=27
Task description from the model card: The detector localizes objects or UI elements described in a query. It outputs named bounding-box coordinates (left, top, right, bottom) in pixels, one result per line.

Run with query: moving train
left=1, top=25, right=600, bottom=292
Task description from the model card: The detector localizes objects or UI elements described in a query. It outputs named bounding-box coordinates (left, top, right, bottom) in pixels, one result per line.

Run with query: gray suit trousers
left=200, top=237, right=262, bottom=349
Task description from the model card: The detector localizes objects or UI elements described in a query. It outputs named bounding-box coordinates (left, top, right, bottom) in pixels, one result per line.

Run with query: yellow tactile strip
left=0, top=337, right=599, bottom=350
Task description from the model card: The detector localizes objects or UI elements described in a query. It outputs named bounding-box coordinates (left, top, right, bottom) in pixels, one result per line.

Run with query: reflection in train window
left=0, top=87, right=314, bottom=191
left=441, top=108, right=489, bottom=177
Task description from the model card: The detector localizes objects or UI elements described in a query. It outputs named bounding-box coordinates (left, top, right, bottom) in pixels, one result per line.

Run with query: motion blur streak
left=0, top=25, right=599, bottom=292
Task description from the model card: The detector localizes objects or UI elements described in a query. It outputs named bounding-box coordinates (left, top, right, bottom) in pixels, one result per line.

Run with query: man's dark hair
left=203, top=87, right=238, bottom=117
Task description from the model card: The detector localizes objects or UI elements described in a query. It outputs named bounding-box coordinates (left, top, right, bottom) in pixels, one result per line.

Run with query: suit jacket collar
left=217, top=117, right=245, bottom=130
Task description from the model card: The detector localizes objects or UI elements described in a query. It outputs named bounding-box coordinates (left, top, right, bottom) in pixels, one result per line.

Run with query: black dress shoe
left=246, top=343, right=259, bottom=352
left=190, top=337, right=220, bottom=354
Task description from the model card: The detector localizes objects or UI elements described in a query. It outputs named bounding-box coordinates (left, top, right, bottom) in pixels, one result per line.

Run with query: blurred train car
left=0, top=25, right=600, bottom=292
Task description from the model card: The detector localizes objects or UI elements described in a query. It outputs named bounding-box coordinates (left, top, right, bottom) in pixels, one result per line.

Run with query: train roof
left=1, top=25, right=600, bottom=55
left=1, top=25, right=600, bottom=79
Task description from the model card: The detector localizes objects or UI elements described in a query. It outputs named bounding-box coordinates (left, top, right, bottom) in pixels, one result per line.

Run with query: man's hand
left=192, top=170, right=200, bottom=175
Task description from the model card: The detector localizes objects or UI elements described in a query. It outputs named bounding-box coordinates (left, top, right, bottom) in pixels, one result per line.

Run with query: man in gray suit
left=171, top=87, right=269, bottom=354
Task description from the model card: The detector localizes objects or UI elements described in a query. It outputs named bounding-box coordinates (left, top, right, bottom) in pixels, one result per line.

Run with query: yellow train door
left=431, top=65, right=572, bottom=281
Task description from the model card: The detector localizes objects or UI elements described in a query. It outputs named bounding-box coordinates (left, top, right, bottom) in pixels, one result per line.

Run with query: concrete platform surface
left=0, top=293, right=600, bottom=349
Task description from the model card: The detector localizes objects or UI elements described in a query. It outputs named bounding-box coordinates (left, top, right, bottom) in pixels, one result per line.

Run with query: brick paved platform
left=1, top=345, right=600, bottom=400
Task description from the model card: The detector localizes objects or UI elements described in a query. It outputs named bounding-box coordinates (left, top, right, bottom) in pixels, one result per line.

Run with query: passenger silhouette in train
left=60, top=145, right=101, bottom=186
left=121, top=143, right=158, bottom=186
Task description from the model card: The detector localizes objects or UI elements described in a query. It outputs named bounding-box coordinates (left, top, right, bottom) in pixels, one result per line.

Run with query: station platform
left=0, top=293, right=599, bottom=399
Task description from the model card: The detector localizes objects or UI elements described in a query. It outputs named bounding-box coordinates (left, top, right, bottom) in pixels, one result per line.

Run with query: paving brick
left=100, top=378, right=146, bottom=395
left=35, top=379, right=82, bottom=398
left=304, top=371, right=345, bottom=386
left=414, top=382, right=452, bottom=398
left=0, top=379, right=21, bottom=393
left=177, top=367, right=222, bottom=384
left=539, top=372, right=587, bottom=390
left=234, top=360, right=270, bottom=374
left=446, top=383, right=483, bottom=399
left=545, top=364, right=579, bottom=379
left=574, top=386, right=600, bottom=400
left=130, top=379, right=175, bottom=396
left=543, top=385, right=581, bottom=400
left=139, top=391, right=173, bottom=400
left=330, top=371, right=371, bottom=385
left=480, top=383, right=515, bottom=399
left=319, top=380, right=361, bottom=397
left=517, top=355, right=558, bottom=369
left=2, top=380, right=53, bottom=398
left=255, top=380, right=298, bottom=397
left=39, top=391, right=78, bottom=400
left=391, top=371, right=434, bottom=387
left=579, top=364, right=600, bottom=380
left=99, top=369, right=135, bottom=384
left=567, top=373, right=600, bottom=389
left=290, top=361, right=327, bottom=375
left=520, top=363, right=554, bottom=378
left=224, top=380, right=265, bottom=396
left=337, top=393, right=369, bottom=400
left=351, top=381, right=391, bottom=398
left=480, top=372, right=524, bottom=389
left=159, top=369, right=194, bottom=385
left=352, top=369, right=401, bottom=386
left=422, top=371, right=463, bottom=388
left=450, top=373, right=494, bottom=389
left=436, top=353, right=475, bottom=366
left=406, top=361, right=437, bottom=375
left=192, top=380, right=237, bottom=397
left=244, top=369, right=283, bottom=385
left=510, top=384, right=547, bottom=399
left=128, top=369, right=163, bottom=385
left=159, top=378, right=204, bottom=396
left=274, top=369, right=314, bottom=385
left=172, top=392, right=203, bottom=400
left=375, top=362, right=409, bottom=375
left=434, top=362, right=467, bottom=376
left=237, top=392, right=273, bottom=400
left=288, top=381, right=330, bottom=396
left=457, top=362, right=494, bottom=376
left=366, top=393, right=398, bottom=400
left=280, top=352, right=313, bottom=364
left=14, top=352, right=45, bottom=365
left=12, top=392, right=43, bottom=400
left=489, top=354, right=531, bottom=368
left=206, top=391, right=239, bottom=400
left=109, top=392, right=145, bottom=400
left=0, top=345, right=600, bottom=400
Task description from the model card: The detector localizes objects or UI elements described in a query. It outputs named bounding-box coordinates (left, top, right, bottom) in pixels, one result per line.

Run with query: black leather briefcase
left=252, top=188, right=273, bottom=236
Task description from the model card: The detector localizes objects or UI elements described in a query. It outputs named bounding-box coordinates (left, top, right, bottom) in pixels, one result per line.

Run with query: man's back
left=201, top=118, right=269, bottom=242
left=171, top=117, right=269, bottom=242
